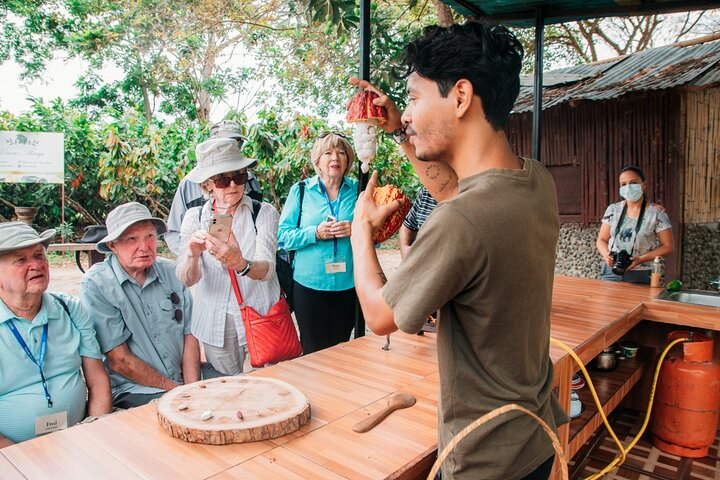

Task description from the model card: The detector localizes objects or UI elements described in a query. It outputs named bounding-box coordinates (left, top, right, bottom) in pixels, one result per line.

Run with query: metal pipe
left=532, top=7, right=545, bottom=161
left=354, top=0, right=372, bottom=339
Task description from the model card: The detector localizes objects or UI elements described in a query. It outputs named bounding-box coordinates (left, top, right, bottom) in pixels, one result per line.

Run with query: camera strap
left=613, top=196, right=647, bottom=255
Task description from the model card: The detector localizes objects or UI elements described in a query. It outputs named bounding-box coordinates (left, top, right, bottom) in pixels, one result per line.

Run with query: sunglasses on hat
left=210, top=171, right=248, bottom=188
left=318, top=131, right=350, bottom=140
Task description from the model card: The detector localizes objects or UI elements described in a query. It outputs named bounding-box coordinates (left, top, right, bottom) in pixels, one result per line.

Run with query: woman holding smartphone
left=278, top=132, right=359, bottom=354
left=176, top=137, right=280, bottom=375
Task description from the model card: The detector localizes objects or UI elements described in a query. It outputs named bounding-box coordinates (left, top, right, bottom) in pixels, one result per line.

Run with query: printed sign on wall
left=0, top=131, right=65, bottom=184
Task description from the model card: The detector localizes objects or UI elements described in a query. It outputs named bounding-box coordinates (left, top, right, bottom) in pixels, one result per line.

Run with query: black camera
left=611, top=250, right=633, bottom=275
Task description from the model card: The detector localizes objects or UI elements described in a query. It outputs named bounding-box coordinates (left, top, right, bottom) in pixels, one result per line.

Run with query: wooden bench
left=48, top=243, right=105, bottom=272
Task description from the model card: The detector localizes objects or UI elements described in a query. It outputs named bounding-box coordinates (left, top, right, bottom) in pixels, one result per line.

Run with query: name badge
left=35, top=411, right=68, bottom=436
left=325, top=261, right=347, bottom=274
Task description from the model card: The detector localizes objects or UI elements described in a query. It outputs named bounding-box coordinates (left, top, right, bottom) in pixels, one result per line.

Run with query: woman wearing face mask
left=596, top=166, right=674, bottom=283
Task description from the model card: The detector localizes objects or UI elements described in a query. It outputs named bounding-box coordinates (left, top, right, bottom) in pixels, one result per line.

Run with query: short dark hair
left=620, top=166, right=646, bottom=182
left=399, top=22, right=524, bottom=130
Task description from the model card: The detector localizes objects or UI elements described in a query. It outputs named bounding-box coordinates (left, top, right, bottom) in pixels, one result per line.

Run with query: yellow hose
left=551, top=336, right=688, bottom=479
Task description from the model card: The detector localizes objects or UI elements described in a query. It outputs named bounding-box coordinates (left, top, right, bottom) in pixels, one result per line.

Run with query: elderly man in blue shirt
left=0, top=222, right=111, bottom=447
left=81, top=202, right=220, bottom=409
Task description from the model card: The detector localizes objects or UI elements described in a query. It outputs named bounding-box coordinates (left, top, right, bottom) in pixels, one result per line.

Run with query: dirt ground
left=48, top=249, right=403, bottom=296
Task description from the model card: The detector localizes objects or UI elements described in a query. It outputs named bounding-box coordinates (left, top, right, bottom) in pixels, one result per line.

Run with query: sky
left=0, top=55, right=123, bottom=116
left=0, top=53, right=261, bottom=123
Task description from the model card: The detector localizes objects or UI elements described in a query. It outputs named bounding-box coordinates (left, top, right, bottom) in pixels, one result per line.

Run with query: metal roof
left=441, top=0, right=718, bottom=26
left=513, top=36, right=720, bottom=113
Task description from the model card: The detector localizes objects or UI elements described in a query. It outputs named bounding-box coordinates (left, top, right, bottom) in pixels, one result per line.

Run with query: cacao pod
left=372, top=185, right=411, bottom=243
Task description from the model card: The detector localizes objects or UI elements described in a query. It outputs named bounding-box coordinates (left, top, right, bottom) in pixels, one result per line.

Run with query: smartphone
left=326, top=215, right=337, bottom=222
left=208, top=214, right=233, bottom=241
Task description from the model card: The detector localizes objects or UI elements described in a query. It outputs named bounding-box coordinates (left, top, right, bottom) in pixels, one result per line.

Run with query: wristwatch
left=236, top=260, right=253, bottom=276
left=390, top=126, right=408, bottom=144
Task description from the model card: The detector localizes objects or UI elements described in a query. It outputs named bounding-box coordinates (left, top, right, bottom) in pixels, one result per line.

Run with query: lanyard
left=6, top=321, right=53, bottom=408
left=318, top=180, right=341, bottom=256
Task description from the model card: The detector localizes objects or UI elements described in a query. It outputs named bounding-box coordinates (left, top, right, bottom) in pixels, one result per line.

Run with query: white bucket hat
left=210, top=120, right=247, bottom=146
left=97, top=202, right=167, bottom=253
left=0, top=222, right=55, bottom=255
left=185, top=137, right=257, bottom=184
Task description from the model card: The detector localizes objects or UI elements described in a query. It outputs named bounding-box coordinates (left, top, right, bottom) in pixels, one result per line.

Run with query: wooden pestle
left=352, top=393, right=416, bottom=433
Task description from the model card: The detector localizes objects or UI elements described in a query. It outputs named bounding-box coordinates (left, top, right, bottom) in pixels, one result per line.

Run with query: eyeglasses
left=169, top=292, right=183, bottom=322
left=318, top=131, right=350, bottom=140
left=210, top=171, right=248, bottom=188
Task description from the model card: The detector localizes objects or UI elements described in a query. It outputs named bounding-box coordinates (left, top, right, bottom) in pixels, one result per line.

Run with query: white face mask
left=619, top=183, right=643, bottom=202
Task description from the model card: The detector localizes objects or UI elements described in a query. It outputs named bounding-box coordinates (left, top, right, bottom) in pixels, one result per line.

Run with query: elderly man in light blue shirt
left=0, top=222, right=111, bottom=447
left=81, top=202, right=220, bottom=409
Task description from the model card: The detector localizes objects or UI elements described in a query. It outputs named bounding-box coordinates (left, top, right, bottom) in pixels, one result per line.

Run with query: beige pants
left=202, top=314, right=246, bottom=375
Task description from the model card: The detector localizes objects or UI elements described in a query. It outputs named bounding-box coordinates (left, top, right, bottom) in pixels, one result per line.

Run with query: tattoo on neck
left=425, top=164, right=441, bottom=180
left=438, top=178, right=450, bottom=192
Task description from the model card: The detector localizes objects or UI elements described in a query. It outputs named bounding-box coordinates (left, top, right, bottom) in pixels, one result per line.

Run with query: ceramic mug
left=621, top=341, right=639, bottom=359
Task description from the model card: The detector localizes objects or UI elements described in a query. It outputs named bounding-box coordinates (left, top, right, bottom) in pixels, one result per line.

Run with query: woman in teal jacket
left=278, top=133, right=358, bottom=354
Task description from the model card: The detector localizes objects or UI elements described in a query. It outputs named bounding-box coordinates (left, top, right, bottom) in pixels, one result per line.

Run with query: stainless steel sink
left=657, top=289, right=720, bottom=308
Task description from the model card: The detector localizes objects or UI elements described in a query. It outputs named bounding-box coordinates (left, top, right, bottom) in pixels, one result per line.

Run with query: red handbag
left=227, top=267, right=302, bottom=368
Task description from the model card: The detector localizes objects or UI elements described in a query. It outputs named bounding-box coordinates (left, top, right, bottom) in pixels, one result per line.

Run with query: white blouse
left=176, top=195, right=281, bottom=347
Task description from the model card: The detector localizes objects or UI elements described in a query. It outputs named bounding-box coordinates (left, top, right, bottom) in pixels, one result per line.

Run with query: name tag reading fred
left=35, top=411, right=67, bottom=436
left=325, top=257, right=347, bottom=274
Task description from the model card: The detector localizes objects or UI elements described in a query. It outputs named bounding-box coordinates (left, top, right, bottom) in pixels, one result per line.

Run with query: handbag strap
left=228, top=266, right=244, bottom=305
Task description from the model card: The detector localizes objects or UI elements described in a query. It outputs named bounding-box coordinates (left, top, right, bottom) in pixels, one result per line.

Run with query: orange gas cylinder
left=651, top=330, right=720, bottom=458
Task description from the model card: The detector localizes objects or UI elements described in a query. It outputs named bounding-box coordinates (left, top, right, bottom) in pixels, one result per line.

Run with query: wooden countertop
left=2, top=277, right=717, bottom=479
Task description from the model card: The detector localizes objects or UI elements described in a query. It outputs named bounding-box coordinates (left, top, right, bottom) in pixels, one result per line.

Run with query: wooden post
left=60, top=183, right=65, bottom=242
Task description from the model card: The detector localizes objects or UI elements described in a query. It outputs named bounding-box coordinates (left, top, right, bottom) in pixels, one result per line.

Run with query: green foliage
left=0, top=97, right=107, bottom=230
left=245, top=110, right=329, bottom=210
left=97, top=111, right=207, bottom=216
left=260, top=0, right=426, bottom=118
left=0, top=99, right=420, bottom=233
left=244, top=109, right=421, bottom=212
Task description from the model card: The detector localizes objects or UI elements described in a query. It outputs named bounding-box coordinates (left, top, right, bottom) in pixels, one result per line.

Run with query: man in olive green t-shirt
left=350, top=23, right=567, bottom=480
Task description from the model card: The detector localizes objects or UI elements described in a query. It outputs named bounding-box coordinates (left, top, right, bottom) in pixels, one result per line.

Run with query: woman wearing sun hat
left=0, top=222, right=111, bottom=446
left=176, top=137, right=281, bottom=375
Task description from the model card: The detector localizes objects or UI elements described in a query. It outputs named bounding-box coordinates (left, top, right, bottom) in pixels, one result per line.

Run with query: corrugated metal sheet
left=514, top=38, right=720, bottom=113
left=441, top=0, right=715, bottom=26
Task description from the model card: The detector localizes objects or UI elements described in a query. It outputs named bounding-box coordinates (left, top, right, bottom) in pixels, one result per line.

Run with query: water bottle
left=651, top=256, right=664, bottom=287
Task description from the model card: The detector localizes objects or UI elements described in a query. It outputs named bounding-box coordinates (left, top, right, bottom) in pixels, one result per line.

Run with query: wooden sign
left=157, top=376, right=310, bottom=444
left=0, top=131, right=64, bottom=184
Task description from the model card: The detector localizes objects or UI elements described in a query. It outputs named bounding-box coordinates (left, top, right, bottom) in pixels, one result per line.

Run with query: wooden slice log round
left=156, top=376, right=310, bottom=444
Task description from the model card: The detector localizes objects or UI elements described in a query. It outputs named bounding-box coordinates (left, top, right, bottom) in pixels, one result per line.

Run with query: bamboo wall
left=506, top=91, right=682, bottom=226
left=682, top=87, right=720, bottom=224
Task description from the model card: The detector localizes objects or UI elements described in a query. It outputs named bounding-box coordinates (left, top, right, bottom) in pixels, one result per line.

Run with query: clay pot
left=14, top=206, right=38, bottom=225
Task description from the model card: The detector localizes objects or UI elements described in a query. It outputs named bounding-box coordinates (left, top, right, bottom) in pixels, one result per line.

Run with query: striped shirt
left=176, top=195, right=281, bottom=348
left=0, top=293, right=102, bottom=443
left=402, top=187, right=438, bottom=232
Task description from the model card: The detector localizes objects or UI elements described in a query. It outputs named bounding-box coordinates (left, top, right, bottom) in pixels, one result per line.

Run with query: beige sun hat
left=96, top=202, right=167, bottom=253
left=0, top=222, right=56, bottom=255
left=185, top=137, right=257, bottom=184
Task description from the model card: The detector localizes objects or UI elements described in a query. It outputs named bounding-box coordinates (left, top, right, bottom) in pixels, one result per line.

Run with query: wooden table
left=2, top=277, right=716, bottom=479
left=1, top=333, right=440, bottom=480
